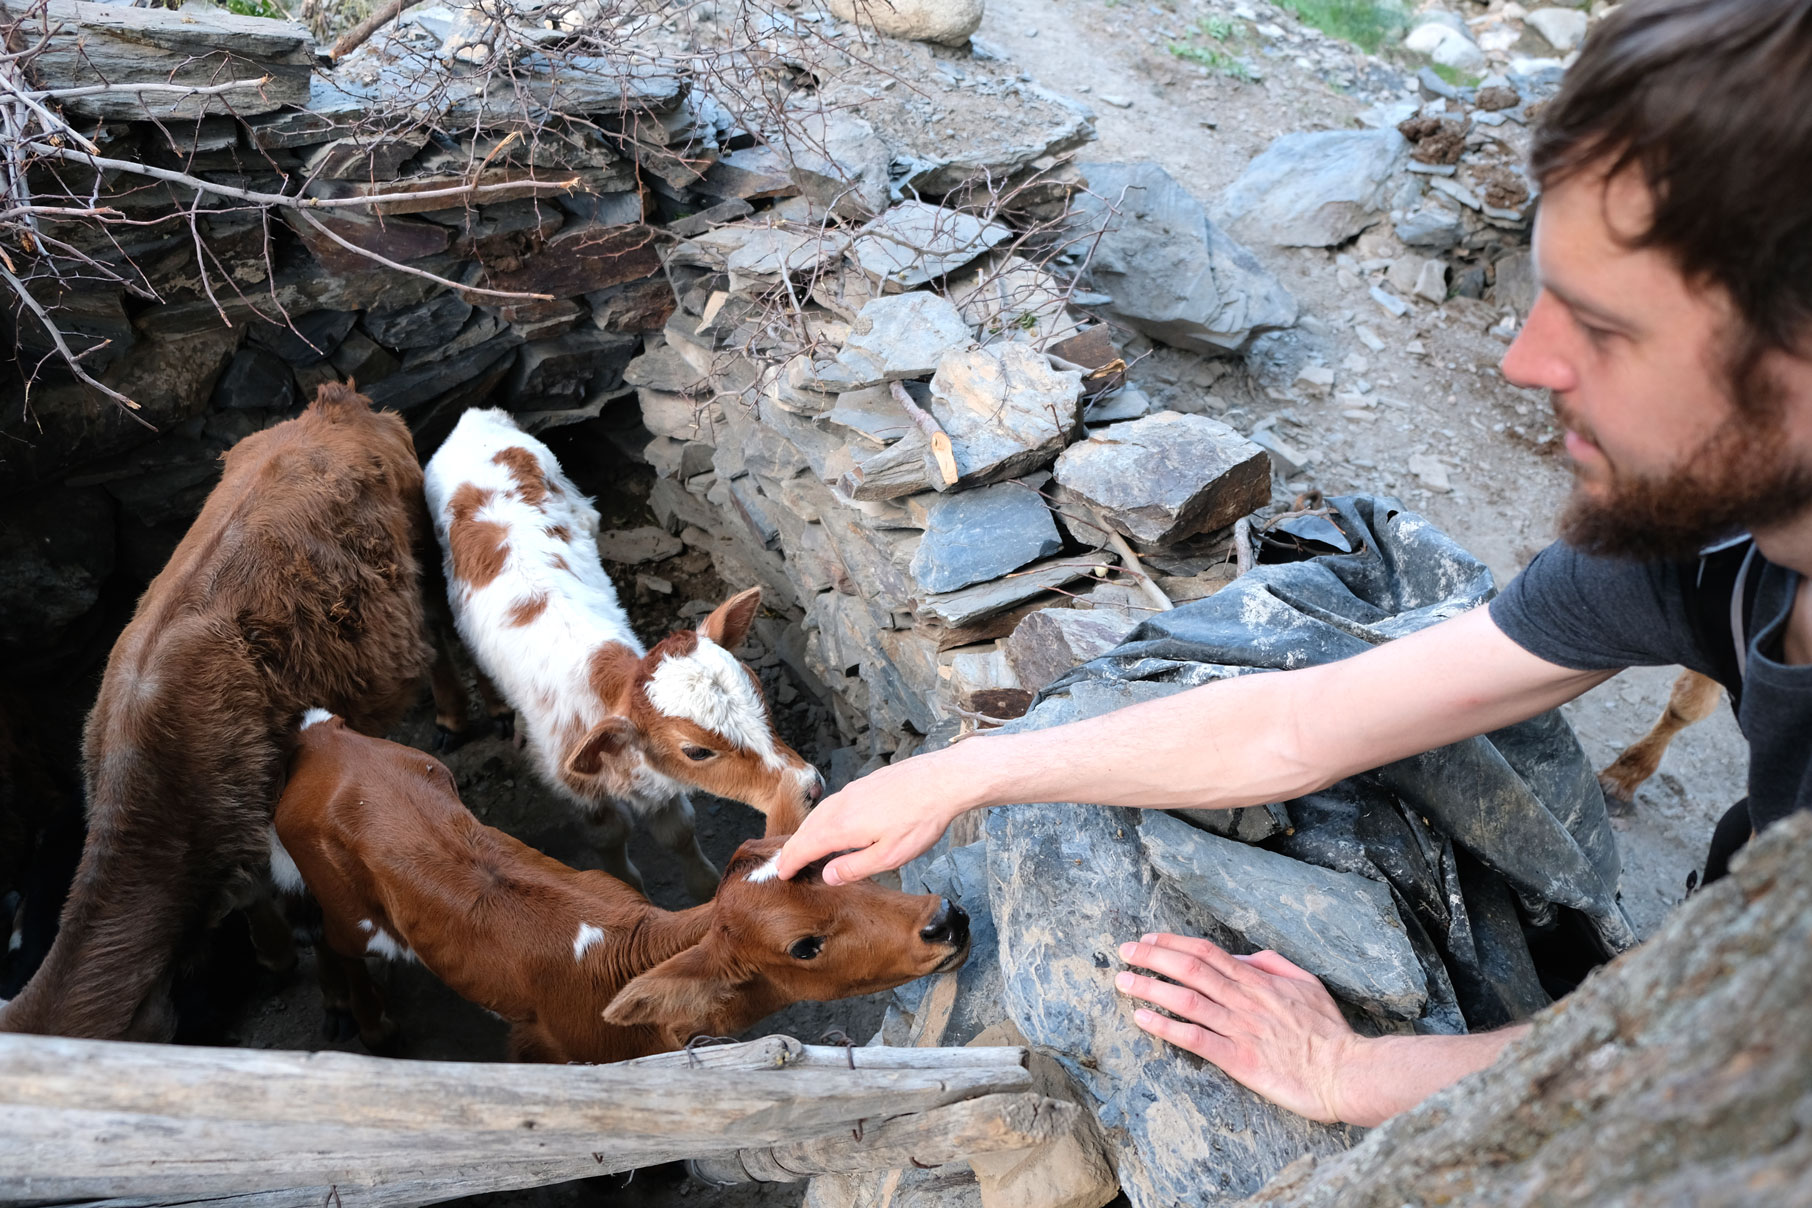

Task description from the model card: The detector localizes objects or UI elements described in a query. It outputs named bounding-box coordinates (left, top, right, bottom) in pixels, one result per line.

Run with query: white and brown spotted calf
left=423, top=407, right=822, bottom=900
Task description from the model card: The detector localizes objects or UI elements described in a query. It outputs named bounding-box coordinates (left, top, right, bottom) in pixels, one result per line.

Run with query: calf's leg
left=649, top=794, right=721, bottom=903
left=1598, top=669, right=1723, bottom=809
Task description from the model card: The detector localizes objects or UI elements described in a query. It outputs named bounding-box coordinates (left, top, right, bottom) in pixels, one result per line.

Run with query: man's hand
left=1115, top=933, right=1359, bottom=1124
left=1116, top=932, right=1531, bottom=1127
left=774, top=746, right=972, bottom=884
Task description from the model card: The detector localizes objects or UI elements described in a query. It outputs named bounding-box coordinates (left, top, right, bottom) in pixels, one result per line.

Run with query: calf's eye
left=788, top=936, right=825, bottom=961
left=682, top=745, right=717, bottom=762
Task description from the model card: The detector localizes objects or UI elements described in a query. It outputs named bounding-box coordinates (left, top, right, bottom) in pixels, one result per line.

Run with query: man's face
left=1500, top=168, right=1812, bottom=558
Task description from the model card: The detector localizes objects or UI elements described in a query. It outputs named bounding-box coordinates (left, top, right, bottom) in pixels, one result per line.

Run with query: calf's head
left=601, top=837, right=969, bottom=1047
left=563, top=587, right=824, bottom=831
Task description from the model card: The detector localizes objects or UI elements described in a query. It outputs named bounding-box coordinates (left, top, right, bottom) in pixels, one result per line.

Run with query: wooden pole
left=0, top=1034, right=1032, bottom=1203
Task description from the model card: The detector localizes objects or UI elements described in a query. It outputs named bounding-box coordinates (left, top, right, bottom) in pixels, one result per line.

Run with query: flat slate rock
left=929, top=344, right=1084, bottom=487
left=834, top=292, right=975, bottom=388
left=1139, top=811, right=1428, bottom=1020
left=1002, top=606, right=1140, bottom=692
left=909, top=481, right=1062, bottom=594
left=987, top=692, right=1356, bottom=1208
left=1214, top=130, right=1410, bottom=248
left=596, top=526, right=683, bottom=565
left=363, top=293, right=473, bottom=350
left=1071, top=162, right=1297, bottom=355
left=1054, top=412, right=1272, bottom=548
left=848, top=202, right=1012, bottom=289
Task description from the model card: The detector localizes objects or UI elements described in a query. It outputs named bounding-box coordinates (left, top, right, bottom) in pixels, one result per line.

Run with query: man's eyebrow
left=1543, top=278, right=1644, bottom=334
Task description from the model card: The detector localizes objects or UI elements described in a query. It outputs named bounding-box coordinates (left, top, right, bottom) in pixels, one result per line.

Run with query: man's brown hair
left=1530, top=0, right=1812, bottom=395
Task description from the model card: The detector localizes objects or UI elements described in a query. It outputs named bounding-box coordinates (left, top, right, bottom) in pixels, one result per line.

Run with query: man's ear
left=700, top=586, right=761, bottom=651
left=602, top=936, right=747, bottom=1036
left=562, top=716, right=637, bottom=778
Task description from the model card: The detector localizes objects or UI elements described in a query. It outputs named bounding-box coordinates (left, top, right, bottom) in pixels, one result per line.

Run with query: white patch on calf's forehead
left=301, top=708, right=335, bottom=729
left=644, top=637, right=784, bottom=768
left=573, top=922, right=606, bottom=961
left=744, top=855, right=782, bottom=883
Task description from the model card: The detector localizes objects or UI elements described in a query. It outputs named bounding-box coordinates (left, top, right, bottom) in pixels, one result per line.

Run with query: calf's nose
left=919, top=899, right=970, bottom=947
left=803, top=767, right=825, bottom=806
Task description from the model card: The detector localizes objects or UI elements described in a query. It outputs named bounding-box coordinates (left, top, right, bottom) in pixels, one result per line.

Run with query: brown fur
left=0, top=383, right=433, bottom=1041
left=506, top=594, right=549, bottom=627
left=276, top=718, right=967, bottom=1062
left=446, top=484, right=508, bottom=588
left=491, top=446, right=557, bottom=508
left=1598, top=668, right=1724, bottom=806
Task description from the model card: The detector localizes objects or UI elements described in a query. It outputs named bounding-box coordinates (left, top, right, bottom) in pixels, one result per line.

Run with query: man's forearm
left=939, top=606, right=1612, bottom=820
left=1335, top=1025, right=1530, bottom=1127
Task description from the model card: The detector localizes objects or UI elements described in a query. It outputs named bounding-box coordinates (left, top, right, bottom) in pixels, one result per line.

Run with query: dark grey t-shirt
left=1489, top=540, right=1812, bottom=833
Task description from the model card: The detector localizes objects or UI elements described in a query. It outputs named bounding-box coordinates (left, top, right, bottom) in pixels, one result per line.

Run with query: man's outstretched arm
left=776, top=605, right=1614, bottom=883
left=1116, top=933, right=1528, bottom=1127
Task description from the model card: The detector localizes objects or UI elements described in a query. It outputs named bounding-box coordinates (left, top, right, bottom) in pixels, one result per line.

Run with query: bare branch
left=1, top=262, right=153, bottom=426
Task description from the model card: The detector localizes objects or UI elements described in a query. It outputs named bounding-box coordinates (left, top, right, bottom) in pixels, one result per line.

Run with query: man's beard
left=1555, top=395, right=1812, bottom=559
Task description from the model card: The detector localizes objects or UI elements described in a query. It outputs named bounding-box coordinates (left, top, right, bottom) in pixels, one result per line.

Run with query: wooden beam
left=0, top=1034, right=1032, bottom=1202
left=687, top=1093, right=1079, bottom=1185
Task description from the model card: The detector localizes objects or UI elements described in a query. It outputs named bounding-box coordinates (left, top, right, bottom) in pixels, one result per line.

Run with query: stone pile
left=623, top=190, right=1284, bottom=762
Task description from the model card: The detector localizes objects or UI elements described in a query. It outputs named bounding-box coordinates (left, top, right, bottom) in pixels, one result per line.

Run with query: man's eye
left=682, top=745, right=716, bottom=762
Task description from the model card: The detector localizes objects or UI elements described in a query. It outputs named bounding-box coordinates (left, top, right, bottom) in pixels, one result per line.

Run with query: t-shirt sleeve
left=1488, top=541, right=1705, bottom=672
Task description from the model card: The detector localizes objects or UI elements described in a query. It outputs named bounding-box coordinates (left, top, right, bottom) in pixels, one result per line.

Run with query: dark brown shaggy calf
left=0, top=383, right=433, bottom=1041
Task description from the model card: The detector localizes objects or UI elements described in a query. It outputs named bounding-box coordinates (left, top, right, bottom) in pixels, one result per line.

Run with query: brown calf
left=273, top=713, right=969, bottom=1062
left=0, top=383, right=433, bottom=1041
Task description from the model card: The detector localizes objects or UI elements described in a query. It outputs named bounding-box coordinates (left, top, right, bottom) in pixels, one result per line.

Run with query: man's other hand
left=1115, top=933, right=1359, bottom=1124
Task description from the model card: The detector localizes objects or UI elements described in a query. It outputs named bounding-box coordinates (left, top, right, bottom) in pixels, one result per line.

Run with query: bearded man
left=773, top=0, right=1812, bottom=1126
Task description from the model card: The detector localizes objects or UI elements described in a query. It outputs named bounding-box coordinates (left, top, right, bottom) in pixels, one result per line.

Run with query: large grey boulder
left=1053, top=412, right=1272, bottom=548
left=928, top=344, right=1084, bottom=487
left=834, top=292, right=975, bottom=388
left=827, top=0, right=985, bottom=46
left=1140, top=811, right=1429, bottom=1020
left=1071, top=162, right=1297, bottom=354
left=909, top=481, right=1062, bottom=594
left=781, top=108, right=893, bottom=220
left=1215, top=131, right=1411, bottom=248
left=988, top=692, right=1357, bottom=1208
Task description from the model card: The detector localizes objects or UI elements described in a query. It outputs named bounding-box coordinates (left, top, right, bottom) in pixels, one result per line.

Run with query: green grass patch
left=1274, top=0, right=1409, bottom=55
left=1167, top=17, right=1255, bottom=81
left=1428, top=61, right=1481, bottom=88
left=219, top=0, right=289, bottom=17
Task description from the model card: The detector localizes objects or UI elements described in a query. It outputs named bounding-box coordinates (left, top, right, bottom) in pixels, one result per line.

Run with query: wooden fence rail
left=0, top=1034, right=1057, bottom=1208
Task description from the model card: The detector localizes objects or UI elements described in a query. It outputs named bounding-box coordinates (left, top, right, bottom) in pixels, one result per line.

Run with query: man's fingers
left=1120, top=937, right=1254, bottom=994
left=1114, top=971, right=1238, bottom=1034
left=1129, top=1007, right=1238, bottom=1069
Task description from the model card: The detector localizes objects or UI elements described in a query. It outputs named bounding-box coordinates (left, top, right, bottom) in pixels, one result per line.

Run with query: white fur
left=301, top=708, right=334, bottom=729
left=365, top=927, right=417, bottom=963
left=645, top=637, right=785, bottom=771
left=268, top=826, right=305, bottom=893
left=572, top=922, right=605, bottom=961
left=744, top=855, right=782, bottom=884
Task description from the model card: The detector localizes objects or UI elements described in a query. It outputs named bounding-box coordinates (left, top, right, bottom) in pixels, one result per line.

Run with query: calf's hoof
left=361, top=1017, right=403, bottom=1056
left=1596, top=772, right=1639, bottom=817
left=491, top=711, right=516, bottom=742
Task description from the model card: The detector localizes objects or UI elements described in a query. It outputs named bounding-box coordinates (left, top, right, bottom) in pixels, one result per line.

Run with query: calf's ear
left=602, top=937, right=746, bottom=1035
left=700, top=586, right=761, bottom=651
left=562, top=716, right=637, bottom=778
